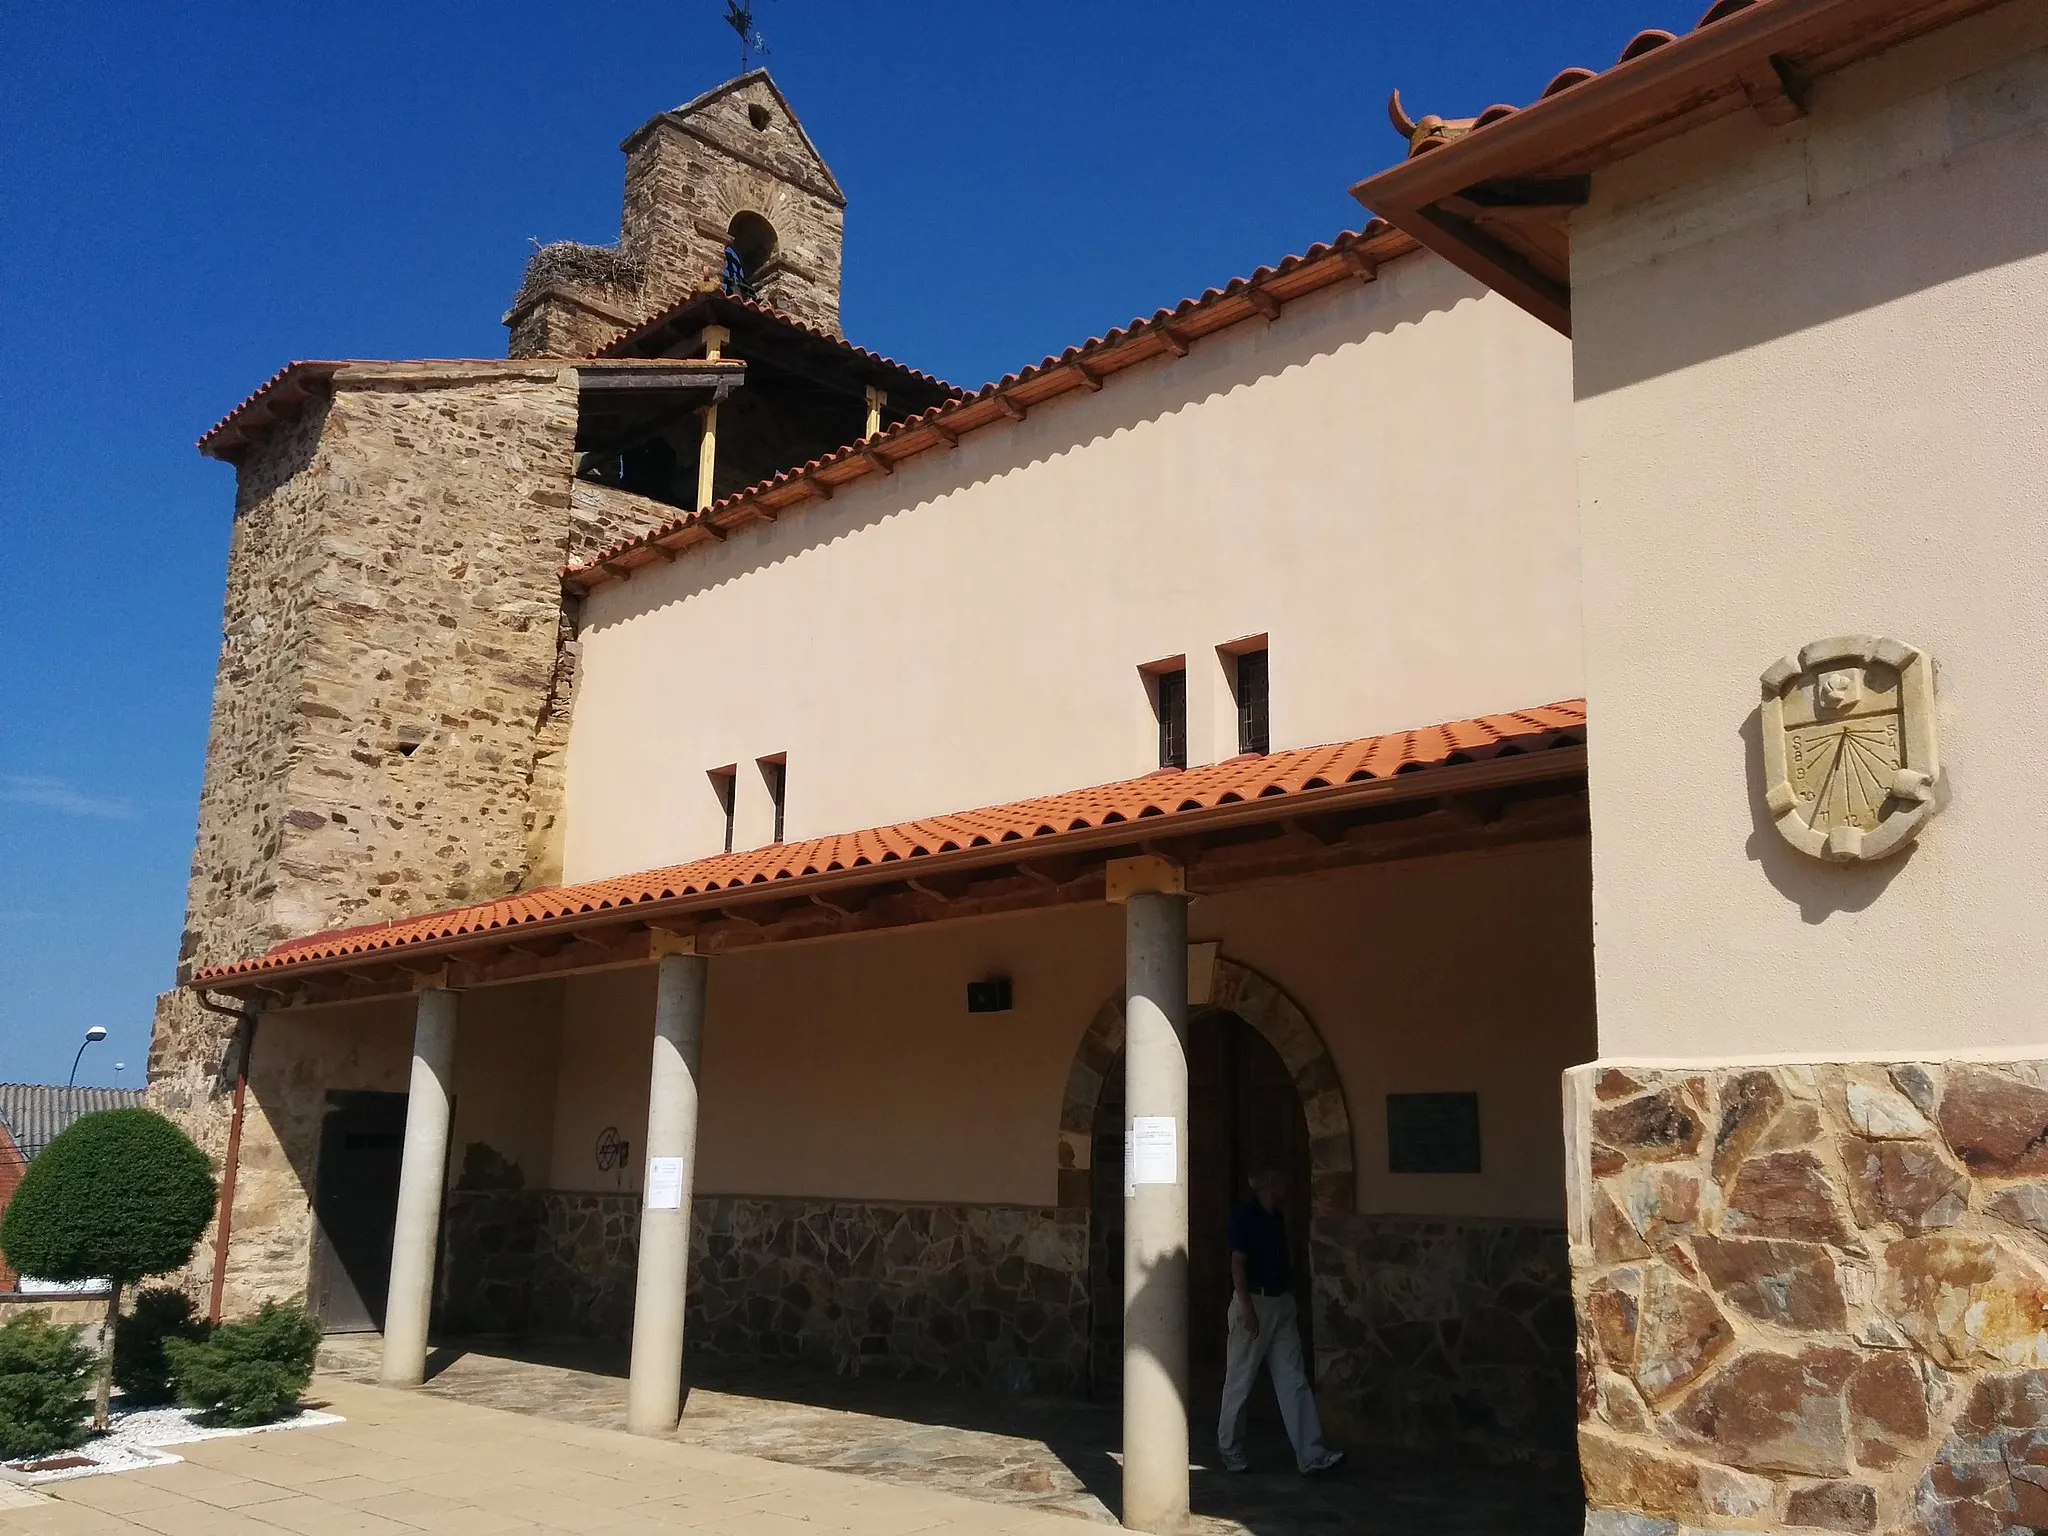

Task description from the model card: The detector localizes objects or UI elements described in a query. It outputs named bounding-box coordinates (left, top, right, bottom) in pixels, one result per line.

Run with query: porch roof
left=193, top=699, right=1587, bottom=1007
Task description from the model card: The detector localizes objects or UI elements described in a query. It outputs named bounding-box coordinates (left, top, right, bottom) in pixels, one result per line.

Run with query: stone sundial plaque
left=1760, top=635, right=1940, bottom=862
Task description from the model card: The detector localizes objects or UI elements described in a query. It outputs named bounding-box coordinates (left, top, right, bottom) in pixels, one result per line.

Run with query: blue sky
left=0, top=0, right=1697, bottom=1086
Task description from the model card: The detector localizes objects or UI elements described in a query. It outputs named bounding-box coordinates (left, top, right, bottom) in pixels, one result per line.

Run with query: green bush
left=165, top=1302, right=320, bottom=1427
left=0, top=1109, right=217, bottom=1289
left=114, top=1287, right=211, bottom=1407
left=0, top=1313, right=93, bottom=1458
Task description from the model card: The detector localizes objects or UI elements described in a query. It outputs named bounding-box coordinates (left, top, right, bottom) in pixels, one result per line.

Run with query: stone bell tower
left=505, top=72, right=846, bottom=358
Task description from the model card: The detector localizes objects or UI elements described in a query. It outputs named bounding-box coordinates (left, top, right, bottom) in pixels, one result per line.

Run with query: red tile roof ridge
left=1379, top=0, right=1770, bottom=163
left=564, top=222, right=1418, bottom=591
left=192, top=697, right=1585, bottom=984
left=1363, top=0, right=2003, bottom=188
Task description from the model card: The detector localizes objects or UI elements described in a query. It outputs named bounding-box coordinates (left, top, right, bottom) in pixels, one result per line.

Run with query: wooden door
left=309, top=1091, right=408, bottom=1333
left=1188, top=1010, right=1312, bottom=1397
left=1088, top=1010, right=1312, bottom=1404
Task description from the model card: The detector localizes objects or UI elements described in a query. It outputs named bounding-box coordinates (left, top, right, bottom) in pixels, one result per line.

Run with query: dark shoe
left=1220, top=1454, right=1250, bottom=1474
left=1303, top=1450, right=1346, bottom=1476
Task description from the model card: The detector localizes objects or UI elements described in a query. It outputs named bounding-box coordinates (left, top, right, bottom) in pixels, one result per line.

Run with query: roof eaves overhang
left=194, top=738, right=1587, bottom=1011
left=1348, top=0, right=2016, bottom=336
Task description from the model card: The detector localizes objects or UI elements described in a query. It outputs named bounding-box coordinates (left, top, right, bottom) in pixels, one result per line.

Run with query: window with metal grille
left=1156, top=668, right=1188, bottom=770
left=1236, top=648, right=1269, bottom=755
left=711, top=770, right=737, bottom=853
left=764, top=758, right=787, bottom=843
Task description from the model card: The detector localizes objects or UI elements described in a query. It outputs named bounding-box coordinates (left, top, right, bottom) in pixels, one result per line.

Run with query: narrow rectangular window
left=716, top=773, right=736, bottom=853
left=1156, top=668, right=1187, bottom=770
left=766, top=758, right=787, bottom=843
left=1236, top=648, right=1269, bottom=755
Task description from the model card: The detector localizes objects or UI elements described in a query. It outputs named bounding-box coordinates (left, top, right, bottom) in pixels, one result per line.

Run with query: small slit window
left=709, top=768, right=737, bottom=853
left=1154, top=667, right=1187, bottom=770
left=1235, top=648, right=1270, bottom=756
left=761, top=756, right=787, bottom=844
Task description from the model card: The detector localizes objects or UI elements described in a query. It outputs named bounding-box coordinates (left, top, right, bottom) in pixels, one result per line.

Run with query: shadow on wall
left=588, top=264, right=1486, bottom=632
left=1738, top=707, right=1915, bottom=924
left=1573, top=95, right=2048, bottom=401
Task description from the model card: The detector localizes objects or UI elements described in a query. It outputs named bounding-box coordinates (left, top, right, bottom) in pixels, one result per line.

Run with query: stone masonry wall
left=621, top=78, right=844, bottom=334
left=1313, top=1215, right=1577, bottom=1465
left=151, top=365, right=684, bottom=1312
left=507, top=75, right=845, bottom=355
left=1571, top=1058, right=2048, bottom=1536
left=440, top=1193, right=1091, bottom=1394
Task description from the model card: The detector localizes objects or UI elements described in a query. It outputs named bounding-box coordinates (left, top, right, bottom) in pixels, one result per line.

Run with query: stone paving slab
left=0, top=1377, right=1111, bottom=1536
left=310, top=1337, right=1585, bottom=1536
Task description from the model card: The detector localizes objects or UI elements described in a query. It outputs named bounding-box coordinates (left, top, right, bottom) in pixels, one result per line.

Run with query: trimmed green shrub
left=165, top=1302, right=320, bottom=1427
left=114, top=1286, right=211, bottom=1407
left=0, top=1107, right=217, bottom=1427
left=0, top=1313, right=93, bottom=1458
left=0, top=1109, right=217, bottom=1289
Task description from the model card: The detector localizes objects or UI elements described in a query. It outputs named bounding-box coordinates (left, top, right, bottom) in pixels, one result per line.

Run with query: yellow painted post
left=698, top=325, right=733, bottom=512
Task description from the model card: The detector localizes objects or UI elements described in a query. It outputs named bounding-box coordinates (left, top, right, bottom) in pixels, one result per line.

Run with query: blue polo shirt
left=1228, top=1200, right=1290, bottom=1295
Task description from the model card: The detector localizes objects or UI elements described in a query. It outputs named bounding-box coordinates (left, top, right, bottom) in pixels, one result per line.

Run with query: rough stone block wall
left=505, top=290, right=642, bottom=362
left=505, top=76, right=846, bottom=354
left=149, top=366, right=685, bottom=1313
left=1570, top=1058, right=2048, bottom=1536
left=438, top=1193, right=1092, bottom=1394
left=1312, top=1215, right=1577, bottom=1465
left=619, top=80, right=844, bottom=335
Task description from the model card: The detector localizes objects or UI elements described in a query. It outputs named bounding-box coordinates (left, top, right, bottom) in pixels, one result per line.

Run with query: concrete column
left=626, top=949, right=709, bottom=1436
left=1121, top=884, right=1191, bottom=1533
left=380, top=987, right=458, bottom=1389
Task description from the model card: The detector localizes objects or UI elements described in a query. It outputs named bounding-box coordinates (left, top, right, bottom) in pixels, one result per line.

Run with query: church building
left=161, top=1, right=2048, bottom=1528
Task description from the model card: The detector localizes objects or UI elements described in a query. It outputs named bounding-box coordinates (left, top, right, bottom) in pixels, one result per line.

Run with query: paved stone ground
left=0, top=1375, right=1111, bottom=1536
left=313, top=1336, right=1585, bottom=1536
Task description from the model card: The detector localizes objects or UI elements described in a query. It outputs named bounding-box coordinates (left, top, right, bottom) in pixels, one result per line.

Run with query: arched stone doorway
left=1055, top=958, right=1354, bottom=1400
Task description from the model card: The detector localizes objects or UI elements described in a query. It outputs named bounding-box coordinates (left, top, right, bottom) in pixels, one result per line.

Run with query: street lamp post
left=67, top=1027, right=108, bottom=1086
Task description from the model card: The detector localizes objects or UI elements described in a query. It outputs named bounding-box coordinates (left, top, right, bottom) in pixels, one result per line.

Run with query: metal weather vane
left=724, top=0, right=769, bottom=70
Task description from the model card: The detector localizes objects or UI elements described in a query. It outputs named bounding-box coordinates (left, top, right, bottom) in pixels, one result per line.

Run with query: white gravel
left=2, top=1402, right=344, bottom=1483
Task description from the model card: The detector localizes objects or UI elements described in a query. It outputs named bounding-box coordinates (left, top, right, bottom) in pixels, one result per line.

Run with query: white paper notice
left=645, top=1156, right=685, bottom=1210
left=1130, top=1116, right=1179, bottom=1186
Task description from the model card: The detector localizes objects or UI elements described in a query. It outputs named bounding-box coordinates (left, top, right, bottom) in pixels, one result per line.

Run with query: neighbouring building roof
left=0, top=1085, right=144, bottom=1161
left=565, top=221, right=1417, bottom=593
left=1348, top=0, right=2011, bottom=334
left=193, top=698, right=1585, bottom=985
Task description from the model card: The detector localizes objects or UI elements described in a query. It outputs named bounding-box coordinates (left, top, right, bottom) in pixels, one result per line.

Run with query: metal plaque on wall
left=1386, top=1092, right=1481, bottom=1174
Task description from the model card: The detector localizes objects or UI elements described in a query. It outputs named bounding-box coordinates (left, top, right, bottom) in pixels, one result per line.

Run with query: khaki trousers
left=1216, top=1291, right=1330, bottom=1471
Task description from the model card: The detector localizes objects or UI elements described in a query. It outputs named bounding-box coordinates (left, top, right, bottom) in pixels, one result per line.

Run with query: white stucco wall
left=564, top=253, right=1579, bottom=881
left=1571, top=7, right=2048, bottom=1058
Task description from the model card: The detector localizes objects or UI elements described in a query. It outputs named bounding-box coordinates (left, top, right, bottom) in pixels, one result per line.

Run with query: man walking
left=1218, top=1168, right=1345, bottom=1475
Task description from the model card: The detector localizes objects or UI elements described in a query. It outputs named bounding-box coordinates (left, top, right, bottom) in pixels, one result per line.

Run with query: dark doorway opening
left=1087, top=1008, right=1313, bottom=1406
left=310, top=1090, right=408, bottom=1333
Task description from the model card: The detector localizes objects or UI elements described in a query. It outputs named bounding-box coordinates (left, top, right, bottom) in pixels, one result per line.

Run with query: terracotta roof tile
left=1381, top=0, right=1783, bottom=163
left=1371, top=0, right=2004, bottom=174
left=194, top=699, right=1585, bottom=984
left=595, top=290, right=957, bottom=396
